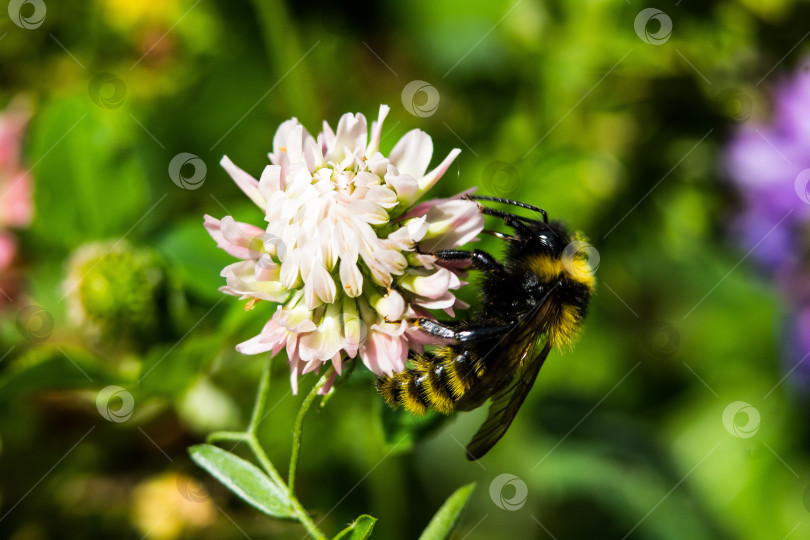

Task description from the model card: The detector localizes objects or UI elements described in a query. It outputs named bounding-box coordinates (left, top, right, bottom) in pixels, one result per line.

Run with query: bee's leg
left=415, top=318, right=514, bottom=342
left=416, top=247, right=503, bottom=271
left=474, top=206, right=537, bottom=236
left=482, top=229, right=516, bottom=242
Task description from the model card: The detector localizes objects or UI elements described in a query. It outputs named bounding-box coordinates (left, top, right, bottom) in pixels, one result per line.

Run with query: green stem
left=248, top=354, right=273, bottom=433
left=289, top=367, right=334, bottom=495
left=209, top=355, right=329, bottom=539
left=247, top=435, right=325, bottom=540
left=250, top=0, right=320, bottom=125
left=206, top=431, right=249, bottom=444
left=247, top=433, right=286, bottom=489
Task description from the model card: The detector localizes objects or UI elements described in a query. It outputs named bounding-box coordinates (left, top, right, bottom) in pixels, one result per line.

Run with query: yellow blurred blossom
left=131, top=472, right=215, bottom=540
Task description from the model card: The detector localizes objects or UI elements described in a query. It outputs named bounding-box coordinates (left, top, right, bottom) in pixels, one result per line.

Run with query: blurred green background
left=2, top=0, right=809, bottom=538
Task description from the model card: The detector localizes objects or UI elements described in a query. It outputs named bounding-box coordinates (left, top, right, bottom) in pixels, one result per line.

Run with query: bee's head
left=466, top=196, right=573, bottom=257
left=519, top=219, right=571, bottom=256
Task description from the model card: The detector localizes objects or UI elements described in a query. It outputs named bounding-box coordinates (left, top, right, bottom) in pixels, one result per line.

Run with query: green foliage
left=0, top=344, right=119, bottom=394
left=189, top=444, right=294, bottom=519
left=379, top=402, right=449, bottom=453
left=2, top=0, right=809, bottom=539
left=157, top=216, right=236, bottom=302
left=29, top=98, right=148, bottom=251
left=418, top=483, right=476, bottom=540
left=332, top=515, right=377, bottom=540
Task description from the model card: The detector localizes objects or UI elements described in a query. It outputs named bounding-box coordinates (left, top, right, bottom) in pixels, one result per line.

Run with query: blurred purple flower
left=725, top=66, right=810, bottom=270
left=725, top=63, right=810, bottom=388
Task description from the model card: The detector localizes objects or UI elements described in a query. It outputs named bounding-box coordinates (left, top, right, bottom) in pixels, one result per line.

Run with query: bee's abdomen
left=376, top=348, right=484, bottom=415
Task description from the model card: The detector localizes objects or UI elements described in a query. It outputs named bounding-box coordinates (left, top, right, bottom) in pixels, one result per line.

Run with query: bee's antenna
left=467, top=195, right=548, bottom=223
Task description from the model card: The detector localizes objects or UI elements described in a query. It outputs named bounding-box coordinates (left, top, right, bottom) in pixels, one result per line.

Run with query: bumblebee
left=376, top=195, right=595, bottom=460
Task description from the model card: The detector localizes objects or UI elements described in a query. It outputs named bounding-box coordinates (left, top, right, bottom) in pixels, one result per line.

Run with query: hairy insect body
left=376, top=196, right=594, bottom=459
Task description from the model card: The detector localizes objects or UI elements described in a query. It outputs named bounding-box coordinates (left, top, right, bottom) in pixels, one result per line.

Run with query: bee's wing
left=464, top=341, right=552, bottom=461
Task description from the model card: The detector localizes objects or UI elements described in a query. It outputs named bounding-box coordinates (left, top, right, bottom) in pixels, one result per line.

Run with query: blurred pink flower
left=206, top=105, right=483, bottom=393
left=0, top=101, right=33, bottom=231
left=0, top=99, right=33, bottom=307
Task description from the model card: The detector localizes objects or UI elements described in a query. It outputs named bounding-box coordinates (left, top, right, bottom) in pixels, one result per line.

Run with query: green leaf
left=332, top=514, right=377, bottom=539
left=418, top=483, right=476, bottom=540
left=157, top=216, right=236, bottom=302
left=29, top=97, right=148, bottom=251
left=188, top=444, right=294, bottom=519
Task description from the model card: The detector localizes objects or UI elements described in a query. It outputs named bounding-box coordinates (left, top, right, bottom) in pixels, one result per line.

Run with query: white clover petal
left=279, top=249, right=302, bottom=289
left=271, top=118, right=308, bottom=162
left=221, top=260, right=290, bottom=302
left=399, top=268, right=452, bottom=299
left=204, top=215, right=265, bottom=260
left=220, top=156, right=265, bottom=208
left=388, top=129, right=433, bottom=180
left=259, top=165, right=283, bottom=199
left=326, top=112, right=368, bottom=162
left=367, top=152, right=389, bottom=177
left=339, top=255, right=363, bottom=297
left=254, top=254, right=281, bottom=282
left=365, top=104, right=390, bottom=158
left=384, top=167, right=420, bottom=205
left=236, top=319, right=287, bottom=355
left=284, top=124, right=308, bottom=165
left=303, top=136, right=325, bottom=172
left=340, top=296, right=363, bottom=357
left=305, top=259, right=336, bottom=308
left=348, top=199, right=389, bottom=225
left=299, top=302, right=343, bottom=361
left=385, top=226, right=416, bottom=252
left=418, top=199, right=485, bottom=251
left=405, top=216, right=429, bottom=242
left=417, top=148, right=461, bottom=197
left=373, top=290, right=405, bottom=320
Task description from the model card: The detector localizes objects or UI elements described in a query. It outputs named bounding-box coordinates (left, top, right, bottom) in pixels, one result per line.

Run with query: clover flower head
left=205, top=105, right=484, bottom=393
left=64, top=240, right=170, bottom=342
